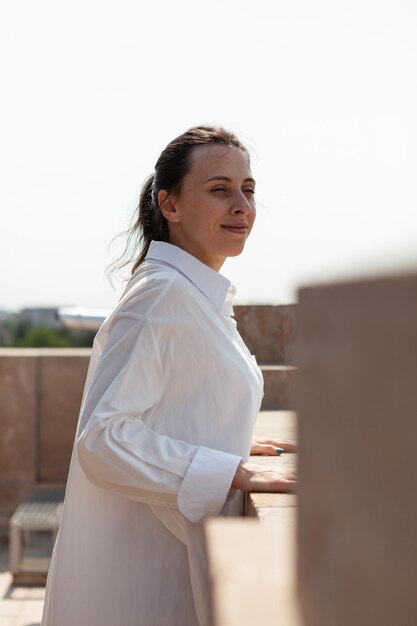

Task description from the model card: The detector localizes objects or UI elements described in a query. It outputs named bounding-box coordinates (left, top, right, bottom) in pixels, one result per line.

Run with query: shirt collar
left=145, top=240, right=236, bottom=316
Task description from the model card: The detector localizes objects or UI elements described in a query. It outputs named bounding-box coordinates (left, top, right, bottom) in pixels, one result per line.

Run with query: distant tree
left=15, top=326, right=72, bottom=348
left=13, top=318, right=33, bottom=343
left=64, top=328, right=96, bottom=347
left=3, top=319, right=96, bottom=348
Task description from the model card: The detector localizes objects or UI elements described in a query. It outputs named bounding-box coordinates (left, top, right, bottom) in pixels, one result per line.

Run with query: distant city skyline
left=2, top=0, right=417, bottom=310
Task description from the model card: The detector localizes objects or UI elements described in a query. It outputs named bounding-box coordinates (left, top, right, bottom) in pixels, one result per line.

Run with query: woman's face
left=159, top=144, right=256, bottom=271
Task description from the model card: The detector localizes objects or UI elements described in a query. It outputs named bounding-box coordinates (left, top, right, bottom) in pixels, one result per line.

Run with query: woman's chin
left=224, top=241, right=248, bottom=258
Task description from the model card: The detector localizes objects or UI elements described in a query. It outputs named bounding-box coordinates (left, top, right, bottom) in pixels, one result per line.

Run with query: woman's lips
left=221, top=224, right=248, bottom=234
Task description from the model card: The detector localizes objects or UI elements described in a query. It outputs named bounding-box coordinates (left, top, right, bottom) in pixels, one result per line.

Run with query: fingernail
left=275, top=448, right=284, bottom=455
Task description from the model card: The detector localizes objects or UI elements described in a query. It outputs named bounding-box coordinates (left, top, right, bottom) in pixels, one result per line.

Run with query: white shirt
left=41, top=241, right=264, bottom=626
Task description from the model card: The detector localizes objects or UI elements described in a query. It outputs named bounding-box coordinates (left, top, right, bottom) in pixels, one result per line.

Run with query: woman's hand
left=250, top=436, right=298, bottom=456
left=231, top=461, right=297, bottom=493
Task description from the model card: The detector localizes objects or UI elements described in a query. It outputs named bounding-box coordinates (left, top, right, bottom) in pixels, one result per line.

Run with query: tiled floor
left=0, top=542, right=45, bottom=626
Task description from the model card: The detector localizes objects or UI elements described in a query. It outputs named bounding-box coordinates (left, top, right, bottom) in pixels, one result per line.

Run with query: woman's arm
left=76, top=313, right=242, bottom=523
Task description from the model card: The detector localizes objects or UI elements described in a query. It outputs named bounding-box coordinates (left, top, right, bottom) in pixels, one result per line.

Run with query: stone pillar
left=296, top=272, right=417, bottom=626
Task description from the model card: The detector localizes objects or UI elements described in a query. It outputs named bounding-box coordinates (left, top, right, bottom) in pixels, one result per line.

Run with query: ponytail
left=106, top=173, right=169, bottom=282
left=131, top=174, right=169, bottom=273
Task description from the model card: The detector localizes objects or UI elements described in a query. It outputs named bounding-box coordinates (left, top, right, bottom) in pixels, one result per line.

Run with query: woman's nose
left=231, top=190, right=253, bottom=214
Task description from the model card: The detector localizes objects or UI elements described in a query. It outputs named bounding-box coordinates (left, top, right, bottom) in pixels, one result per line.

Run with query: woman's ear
left=158, top=190, right=181, bottom=223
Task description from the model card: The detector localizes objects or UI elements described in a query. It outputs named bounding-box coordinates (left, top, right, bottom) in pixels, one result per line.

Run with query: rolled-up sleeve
left=76, top=313, right=242, bottom=523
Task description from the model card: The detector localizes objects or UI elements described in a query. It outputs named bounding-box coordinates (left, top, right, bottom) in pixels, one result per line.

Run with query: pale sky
left=2, top=0, right=416, bottom=310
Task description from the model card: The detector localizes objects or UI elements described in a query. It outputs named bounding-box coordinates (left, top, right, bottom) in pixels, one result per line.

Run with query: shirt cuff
left=177, top=446, right=243, bottom=523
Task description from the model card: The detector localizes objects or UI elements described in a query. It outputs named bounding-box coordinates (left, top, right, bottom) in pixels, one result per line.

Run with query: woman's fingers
left=250, top=443, right=284, bottom=455
left=250, top=436, right=298, bottom=455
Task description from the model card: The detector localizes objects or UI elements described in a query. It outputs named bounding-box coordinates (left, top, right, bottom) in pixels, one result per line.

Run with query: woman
left=41, top=125, right=297, bottom=626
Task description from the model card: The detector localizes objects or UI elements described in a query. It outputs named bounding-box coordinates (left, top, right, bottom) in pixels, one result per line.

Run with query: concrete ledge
left=246, top=410, right=298, bottom=519
left=205, top=517, right=301, bottom=626
left=245, top=492, right=297, bottom=517
left=253, top=409, right=297, bottom=440
left=203, top=410, right=300, bottom=625
left=0, top=348, right=91, bottom=356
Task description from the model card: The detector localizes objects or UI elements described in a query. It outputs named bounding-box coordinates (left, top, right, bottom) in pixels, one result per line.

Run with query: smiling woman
left=158, top=144, right=257, bottom=270
left=113, top=125, right=257, bottom=275
left=41, top=125, right=296, bottom=626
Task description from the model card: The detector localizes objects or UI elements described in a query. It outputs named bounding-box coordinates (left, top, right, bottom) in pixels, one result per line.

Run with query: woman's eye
left=211, top=186, right=255, bottom=195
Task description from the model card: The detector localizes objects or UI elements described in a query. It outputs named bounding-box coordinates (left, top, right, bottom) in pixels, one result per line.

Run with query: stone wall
left=233, top=304, right=296, bottom=364
left=0, top=349, right=90, bottom=532
left=0, top=353, right=37, bottom=536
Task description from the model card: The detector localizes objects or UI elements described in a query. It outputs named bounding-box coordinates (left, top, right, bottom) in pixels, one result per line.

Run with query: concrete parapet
left=39, top=352, right=89, bottom=481
left=0, top=349, right=89, bottom=533
left=261, top=364, right=296, bottom=409
left=0, top=353, right=37, bottom=529
left=0, top=353, right=37, bottom=483
left=296, top=272, right=417, bottom=626
left=234, top=304, right=296, bottom=364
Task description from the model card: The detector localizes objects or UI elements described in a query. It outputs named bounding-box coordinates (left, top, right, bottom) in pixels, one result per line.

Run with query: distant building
left=19, top=307, right=60, bottom=330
